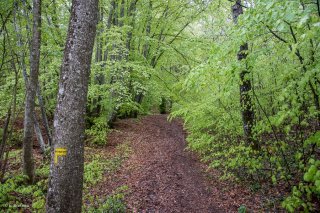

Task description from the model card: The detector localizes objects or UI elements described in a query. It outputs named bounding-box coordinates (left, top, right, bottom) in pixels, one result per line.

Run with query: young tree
left=22, top=0, right=41, bottom=183
left=231, top=0, right=258, bottom=150
left=46, top=0, right=98, bottom=212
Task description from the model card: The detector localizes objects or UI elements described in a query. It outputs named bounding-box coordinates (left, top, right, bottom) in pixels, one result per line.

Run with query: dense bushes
left=171, top=0, right=320, bottom=211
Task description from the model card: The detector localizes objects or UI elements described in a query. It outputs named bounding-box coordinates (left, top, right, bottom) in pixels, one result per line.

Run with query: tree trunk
left=46, top=0, right=98, bottom=212
left=103, top=0, right=115, bottom=62
left=0, top=109, right=11, bottom=176
left=231, top=0, right=258, bottom=150
left=126, top=0, right=138, bottom=57
left=33, top=114, right=46, bottom=153
left=36, top=84, right=52, bottom=146
left=22, top=0, right=41, bottom=183
left=132, top=0, right=153, bottom=117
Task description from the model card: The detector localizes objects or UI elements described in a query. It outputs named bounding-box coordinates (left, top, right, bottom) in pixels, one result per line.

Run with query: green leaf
left=304, top=165, right=317, bottom=182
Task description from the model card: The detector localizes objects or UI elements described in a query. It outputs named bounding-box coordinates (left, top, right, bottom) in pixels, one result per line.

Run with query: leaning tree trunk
left=231, top=0, right=258, bottom=150
left=22, top=0, right=41, bottom=183
left=46, top=0, right=98, bottom=212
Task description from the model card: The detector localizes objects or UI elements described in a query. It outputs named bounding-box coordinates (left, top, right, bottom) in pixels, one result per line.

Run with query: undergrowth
left=0, top=142, right=131, bottom=212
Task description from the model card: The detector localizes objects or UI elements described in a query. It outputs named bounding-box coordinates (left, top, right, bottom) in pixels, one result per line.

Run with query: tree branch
left=265, top=25, right=288, bottom=43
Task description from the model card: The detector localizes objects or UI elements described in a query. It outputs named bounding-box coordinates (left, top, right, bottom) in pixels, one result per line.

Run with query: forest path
left=100, top=114, right=223, bottom=212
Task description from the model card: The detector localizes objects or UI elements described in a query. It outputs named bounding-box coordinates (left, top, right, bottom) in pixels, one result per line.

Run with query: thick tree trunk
left=46, top=0, right=98, bottom=212
left=231, top=0, right=258, bottom=150
left=22, top=0, right=41, bottom=183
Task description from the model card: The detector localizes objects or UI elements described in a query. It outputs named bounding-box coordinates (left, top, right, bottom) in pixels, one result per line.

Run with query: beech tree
left=46, top=0, right=98, bottom=212
left=231, top=0, right=257, bottom=149
left=22, top=0, right=41, bottom=183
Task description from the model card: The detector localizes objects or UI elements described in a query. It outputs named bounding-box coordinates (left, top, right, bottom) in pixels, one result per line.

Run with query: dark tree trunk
left=22, top=0, right=41, bottom=183
left=142, top=0, right=152, bottom=60
left=231, top=0, right=258, bottom=150
left=0, top=109, right=11, bottom=178
left=126, top=0, right=138, bottom=56
left=159, top=97, right=166, bottom=114
left=103, top=0, right=115, bottom=62
left=45, top=0, right=98, bottom=212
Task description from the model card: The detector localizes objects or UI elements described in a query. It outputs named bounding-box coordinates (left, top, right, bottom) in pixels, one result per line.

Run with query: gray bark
left=36, top=84, right=52, bottom=146
left=16, top=1, right=49, bottom=153
left=22, top=0, right=41, bottom=183
left=46, top=0, right=98, bottom=212
left=33, top=114, right=46, bottom=153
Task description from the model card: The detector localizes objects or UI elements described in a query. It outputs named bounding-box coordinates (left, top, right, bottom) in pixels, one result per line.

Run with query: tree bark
left=126, top=0, right=138, bottom=55
left=46, top=0, right=98, bottom=212
left=0, top=108, right=11, bottom=175
left=36, top=84, right=52, bottom=146
left=22, top=0, right=41, bottom=183
left=231, top=0, right=258, bottom=150
left=33, top=114, right=46, bottom=153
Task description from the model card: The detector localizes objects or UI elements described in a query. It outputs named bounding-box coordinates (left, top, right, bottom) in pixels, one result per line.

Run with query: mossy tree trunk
left=231, top=0, right=258, bottom=150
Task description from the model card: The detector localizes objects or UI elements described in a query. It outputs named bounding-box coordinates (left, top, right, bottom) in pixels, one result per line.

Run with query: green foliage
left=84, top=144, right=131, bottom=186
left=10, top=129, right=23, bottom=147
left=86, top=117, right=109, bottom=146
left=1, top=0, right=319, bottom=211
left=282, top=133, right=320, bottom=212
left=84, top=186, right=128, bottom=213
left=84, top=158, right=106, bottom=186
left=0, top=142, right=130, bottom=212
left=0, top=172, right=47, bottom=212
left=238, top=205, right=247, bottom=213
left=170, top=0, right=320, bottom=211
left=118, top=101, right=142, bottom=118
left=32, top=198, right=45, bottom=211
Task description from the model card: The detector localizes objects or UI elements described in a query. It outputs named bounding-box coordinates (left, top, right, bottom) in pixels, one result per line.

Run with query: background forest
left=0, top=0, right=320, bottom=212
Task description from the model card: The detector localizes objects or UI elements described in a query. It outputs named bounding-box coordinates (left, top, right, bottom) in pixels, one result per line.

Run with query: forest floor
left=91, top=114, right=268, bottom=212
left=1, top=114, right=277, bottom=212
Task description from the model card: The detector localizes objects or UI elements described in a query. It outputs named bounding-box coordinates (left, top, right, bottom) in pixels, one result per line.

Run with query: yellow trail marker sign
left=54, top=147, right=67, bottom=165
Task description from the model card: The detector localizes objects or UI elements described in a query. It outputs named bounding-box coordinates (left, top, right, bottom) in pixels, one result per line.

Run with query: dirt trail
left=103, top=114, right=222, bottom=212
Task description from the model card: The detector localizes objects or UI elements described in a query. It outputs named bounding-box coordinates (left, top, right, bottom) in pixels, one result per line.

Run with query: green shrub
left=86, top=117, right=108, bottom=146
left=84, top=186, right=128, bottom=213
